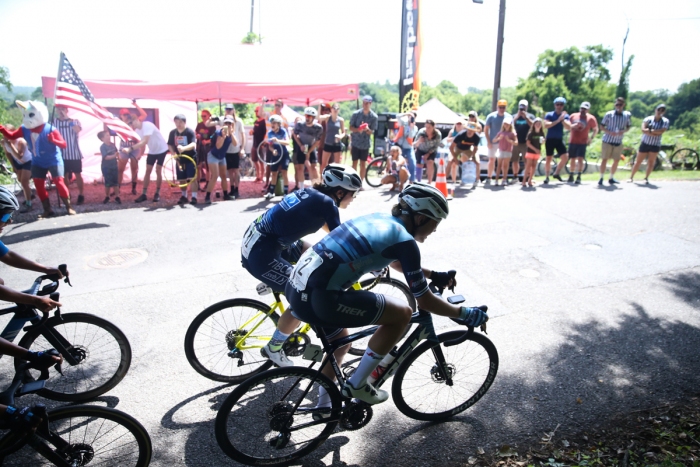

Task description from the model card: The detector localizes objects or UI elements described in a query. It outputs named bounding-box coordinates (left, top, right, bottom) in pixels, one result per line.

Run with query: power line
left=629, top=16, right=700, bottom=21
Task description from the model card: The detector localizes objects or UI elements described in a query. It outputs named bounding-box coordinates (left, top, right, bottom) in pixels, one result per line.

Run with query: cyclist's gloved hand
left=458, top=306, right=488, bottom=327
left=2, top=405, right=45, bottom=432
left=25, top=349, right=62, bottom=369
left=430, top=270, right=457, bottom=292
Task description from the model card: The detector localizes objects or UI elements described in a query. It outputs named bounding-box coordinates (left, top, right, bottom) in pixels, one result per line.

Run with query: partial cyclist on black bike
left=0, top=187, right=64, bottom=313
left=285, top=183, right=488, bottom=405
left=241, top=165, right=362, bottom=367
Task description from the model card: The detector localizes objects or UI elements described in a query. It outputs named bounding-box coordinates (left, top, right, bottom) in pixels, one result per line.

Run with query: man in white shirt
left=124, top=119, right=169, bottom=202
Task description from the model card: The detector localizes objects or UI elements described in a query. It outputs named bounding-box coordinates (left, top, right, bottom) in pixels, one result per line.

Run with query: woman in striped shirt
left=629, top=104, right=670, bottom=184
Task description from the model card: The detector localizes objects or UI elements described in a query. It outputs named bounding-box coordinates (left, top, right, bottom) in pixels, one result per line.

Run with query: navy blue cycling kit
left=241, top=187, right=341, bottom=292
left=285, top=212, right=427, bottom=335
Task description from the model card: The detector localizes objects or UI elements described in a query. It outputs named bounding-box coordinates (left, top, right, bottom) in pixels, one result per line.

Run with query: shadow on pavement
left=661, top=270, right=700, bottom=304
left=2, top=222, right=110, bottom=245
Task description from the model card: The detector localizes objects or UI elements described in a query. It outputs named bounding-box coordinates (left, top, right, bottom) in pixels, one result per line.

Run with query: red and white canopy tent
left=41, top=77, right=359, bottom=182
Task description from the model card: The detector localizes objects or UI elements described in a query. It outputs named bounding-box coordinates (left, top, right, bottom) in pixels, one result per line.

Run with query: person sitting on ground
left=380, top=145, right=410, bottom=191
left=285, top=183, right=488, bottom=404
left=167, top=114, right=198, bottom=205
left=450, top=120, right=481, bottom=189
left=97, top=131, right=120, bottom=204
left=243, top=165, right=361, bottom=368
left=0, top=125, right=33, bottom=212
left=413, top=119, right=443, bottom=184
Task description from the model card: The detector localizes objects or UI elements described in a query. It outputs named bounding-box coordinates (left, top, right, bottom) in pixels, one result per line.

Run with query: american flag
left=54, top=52, right=140, bottom=142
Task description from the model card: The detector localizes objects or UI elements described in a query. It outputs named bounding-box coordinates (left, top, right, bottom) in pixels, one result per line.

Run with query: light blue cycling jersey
left=308, top=212, right=428, bottom=297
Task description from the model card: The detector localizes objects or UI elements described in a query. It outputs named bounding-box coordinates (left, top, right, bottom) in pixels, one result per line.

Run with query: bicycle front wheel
left=536, top=158, right=552, bottom=176
left=348, top=277, right=416, bottom=356
left=670, top=148, right=699, bottom=170
left=365, top=157, right=387, bottom=187
left=216, top=366, right=341, bottom=466
left=184, top=298, right=279, bottom=384
left=0, top=406, right=152, bottom=466
left=392, top=330, right=498, bottom=421
left=16, top=313, right=132, bottom=402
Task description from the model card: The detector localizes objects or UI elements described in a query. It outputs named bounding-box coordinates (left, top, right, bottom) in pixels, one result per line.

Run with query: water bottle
left=367, top=348, right=398, bottom=384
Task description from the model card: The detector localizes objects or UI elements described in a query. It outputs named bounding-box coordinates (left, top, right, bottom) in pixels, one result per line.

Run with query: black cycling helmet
left=398, top=182, right=449, bottom=222
left=0, top=187, right=20, bottom=213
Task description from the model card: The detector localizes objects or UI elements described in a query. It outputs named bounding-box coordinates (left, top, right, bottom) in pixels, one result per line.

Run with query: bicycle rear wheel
left=536, top=158, right=555, bottom=177
left=392, top=330, right=498, bottom=421
left=348, top=278, right=416, bottom=356
left=365, top=157, right=387, bottom=187
left=16, top=313, right=132, bottom=402
left=184, top=298, right=279, bottom=383
left=216, top=366, right=341, bottom=466
left=670, top=148, right=699, bottom=170
left=0, top=406, right=152, bottom=466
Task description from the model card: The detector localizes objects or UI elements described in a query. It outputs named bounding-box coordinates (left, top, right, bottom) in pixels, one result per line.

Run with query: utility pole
left=250, top=0, right=255, bottom=33
left=491, top=0, right=506, bottom=111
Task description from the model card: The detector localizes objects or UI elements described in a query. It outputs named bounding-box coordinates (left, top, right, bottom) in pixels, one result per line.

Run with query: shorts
left=11, top=159, right=31, bottom=172
left=569, top=143, right=587, bottom=158
left=639, top=142, right=660, bottom=153
left=101, top=163, right=119, bottom=188
left=270, top=150, right=291, bottom=172
left=63, top=159, right=82, bottom=175
left=488, top=145, right=498, bottom=158
left=226, top=152, right=240, bottom=170
left=146, top=151, right=167, bottom=167
left=513, top=143, right=528, bottom=160
left=240, top=224, right=303, bottom=294
left=453, top=148, right=475, bottom=161
left=323, top=143, right=342, bottom=153
left=416, top=148, right=436, bottom=162
left=351, top=147, right=369, bottom=162
left=525, top=152, right=540, bottom=161
left=31, top=164, right=64, bottom=179
left=498, top=150, right=512, bottom=160
left=293, top=146, right=318, bottom=165
left=176, top=156, right=196, bottom=180
left=207, top=152, right=227, bottom=166
left=545, top=139, right=568, bottom=157
left=601, top=142, right=623, bottom=161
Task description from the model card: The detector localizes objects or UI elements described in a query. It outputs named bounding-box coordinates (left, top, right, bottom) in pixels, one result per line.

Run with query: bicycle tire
left=216, top=366, right=341, bottom=466
left=184, top=298, right=280, bottom=384
left=670, top=148, right=699, bottom=170
left=258, top=142, right=284, bottom=167
left=0, top=405, right=152, bottom=466
left=392, top=330, right=498, bottom=421
left=365, top=157, right=387, bottom=188
left=16, top=313, right=132, bottom=402
left=348, top=278, right=416, bottom=357
left=536, top=158, right=554, bottom=177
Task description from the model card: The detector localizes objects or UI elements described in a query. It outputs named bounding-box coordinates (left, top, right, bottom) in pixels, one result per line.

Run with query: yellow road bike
left=184, top=272, right=415, bottom=384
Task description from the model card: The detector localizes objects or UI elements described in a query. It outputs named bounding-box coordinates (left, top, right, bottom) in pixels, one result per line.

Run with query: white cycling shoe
left=261, top=344, right=293, bottom=367
left=341, top=381, right=389, bottom=405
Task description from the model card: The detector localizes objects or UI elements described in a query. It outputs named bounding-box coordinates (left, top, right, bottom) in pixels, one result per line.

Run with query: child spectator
left=380, top=145, right=409, bottom=191
left=523, top=118, right=545, bottom=187
left=97, top=131, right=120, bottom=204
left=493, top=118, right=517, bottom=186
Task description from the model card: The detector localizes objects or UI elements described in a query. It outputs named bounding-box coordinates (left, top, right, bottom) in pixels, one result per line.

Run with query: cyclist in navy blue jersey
left=285, top=183, right=489, bottom=404
left=241, top=164, right=362, bottom=367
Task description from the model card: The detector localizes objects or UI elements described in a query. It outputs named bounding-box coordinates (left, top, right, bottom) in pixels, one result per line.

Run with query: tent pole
left=219, top=99, right=222, bottom=114
left=356, top=98, right=359, bottom=110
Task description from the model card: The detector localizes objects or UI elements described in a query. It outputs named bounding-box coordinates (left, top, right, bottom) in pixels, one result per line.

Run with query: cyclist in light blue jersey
left=285, top=183, right=488, bottom=404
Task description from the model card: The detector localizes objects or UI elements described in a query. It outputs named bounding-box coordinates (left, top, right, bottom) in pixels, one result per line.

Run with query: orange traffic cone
left=435, top=156, right=448, bottom=198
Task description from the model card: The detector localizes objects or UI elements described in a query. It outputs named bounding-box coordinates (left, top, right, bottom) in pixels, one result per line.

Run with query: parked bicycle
left=184, top=269, right=415, bottom=384
left=536, top=157, right=588, bottom=177
left=625, top=135, right=699, bottom=171
left=0, top=265, right=131, bottom=402
left=214, top=281, right=497, bottom=466
left=0, top=355, right=151, bottom=466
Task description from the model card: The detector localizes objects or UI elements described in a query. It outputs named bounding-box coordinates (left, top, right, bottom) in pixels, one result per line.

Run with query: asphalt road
left=1, top=178, right=699, bottom=466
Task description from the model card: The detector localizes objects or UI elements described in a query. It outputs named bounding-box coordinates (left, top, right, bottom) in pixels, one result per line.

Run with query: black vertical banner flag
left=399, top=0, right=422, bottom=113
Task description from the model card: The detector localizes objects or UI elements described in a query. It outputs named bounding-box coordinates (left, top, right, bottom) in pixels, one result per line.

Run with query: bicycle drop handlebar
left=21, top=264, right=69, bottom=331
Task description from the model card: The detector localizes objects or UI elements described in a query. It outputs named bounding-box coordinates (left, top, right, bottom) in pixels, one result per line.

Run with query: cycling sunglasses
left=0, top=212, right=13, bottom=223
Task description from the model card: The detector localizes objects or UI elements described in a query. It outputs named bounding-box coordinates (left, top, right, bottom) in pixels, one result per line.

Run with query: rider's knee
left=397, top=304, right=412, bottom=325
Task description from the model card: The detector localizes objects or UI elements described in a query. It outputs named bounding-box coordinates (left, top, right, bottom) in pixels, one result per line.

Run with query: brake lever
left=38, top=349, right=62, bottom=380
left=58, top=264, right=71, bottom=287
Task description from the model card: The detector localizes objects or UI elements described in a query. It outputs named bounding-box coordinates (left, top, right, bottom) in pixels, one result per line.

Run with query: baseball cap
left=362, top=95, right=373, bottom=103
left=554, top=97, right=567, bottom=105
left=518, top=99, right=528, bottom=109
left=497, top=99, right=507, bottom=107
left=468, top=110, right=478, bottom=117
left=174, top=114, right=186, bottom=122
left=580, top=102, right=591, bottom=110
left=225, top=103, right=234, bottom=110
left=119, top=108, right=132, bottom=116
left=656, top=103, right=667, bottom=110
left=503, top=116, right=513, bottom=125
left=223, top=116, right=235, bottom=124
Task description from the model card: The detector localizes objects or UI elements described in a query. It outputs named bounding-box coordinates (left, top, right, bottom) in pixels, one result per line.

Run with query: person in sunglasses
left=0, top=186, right=64, bottom=312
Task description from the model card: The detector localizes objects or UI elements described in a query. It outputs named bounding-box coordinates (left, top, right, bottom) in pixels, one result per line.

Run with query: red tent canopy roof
left=42, top=77, right=359, bottom=105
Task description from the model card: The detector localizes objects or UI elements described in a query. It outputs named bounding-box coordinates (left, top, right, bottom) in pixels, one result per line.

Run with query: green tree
left=241, top=32, right=261, bottom=44
left=667, top=78, right=700, bottom=124
left=0, top=67, right=12, bottom=93
left=616, top=55, right=634, bottom=101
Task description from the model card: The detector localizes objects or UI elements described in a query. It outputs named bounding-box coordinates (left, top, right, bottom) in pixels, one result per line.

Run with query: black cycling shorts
left=293, top=145, right=318, bottom=165
left=226, top=152, right=240, bottom=170
left=241, top=231, right=303, bottom=294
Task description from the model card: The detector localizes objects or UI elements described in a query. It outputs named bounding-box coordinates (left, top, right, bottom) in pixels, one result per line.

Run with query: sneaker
left=567, top=175, right=574, bottom=183
left=190, top=197, right=198, bottom=205
left=544, top=177, right=549, bottom=185
left=234, top=187, right=240, bottom=197
left=575, top=176, right=581, bottom=184
left=312, top=408, right=332, bottom=422
left=260, top=345, right=293, bottom=367
left=598, top=178, right=603, bottom=186
left=644, top=178, right=649, bottom=185
left=223, top=193, right=232, bottom=201
left=177, top=196, right=188, bottom=205
left=103, top=196, right=109, bottom=204
left=341, top=381, right=388, bottom=405
left=553, top=174, right=563, bottom=182
left=135, top=194, right=147, bottom=203
left=153, top=193, right=160, bottom=202
left=609, top=178, right=619, bottom=185
left=264, top=192, right=275, bottom=200
left=115, top=196, right=121, bottom=204
left=205, top=197, right=212, bottom=205
left=77, top=194, right=85, bottom=205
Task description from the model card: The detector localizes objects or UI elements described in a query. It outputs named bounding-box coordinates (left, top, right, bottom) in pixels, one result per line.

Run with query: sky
left=1, top=0, right=699, bottom=95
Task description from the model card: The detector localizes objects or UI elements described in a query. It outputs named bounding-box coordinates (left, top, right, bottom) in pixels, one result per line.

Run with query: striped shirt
left=600, top=110, right=631, bottom=145
left=641, top=116, right=670, bottom=146
left=53, top=118, right=83, bottom=160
